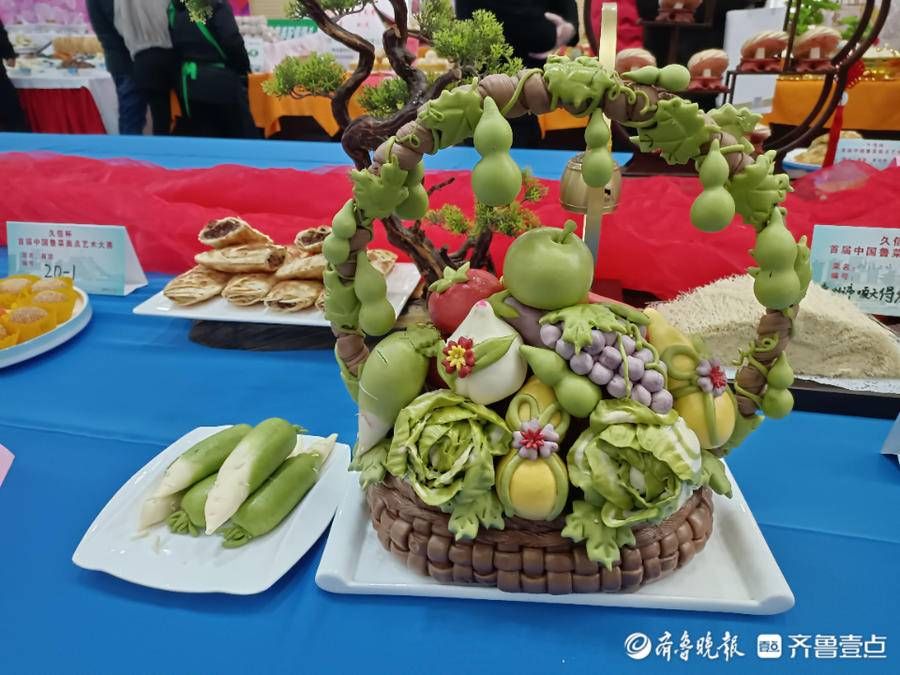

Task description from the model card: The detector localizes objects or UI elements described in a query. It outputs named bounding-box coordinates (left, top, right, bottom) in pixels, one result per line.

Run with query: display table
left=6, top=59, right=117, bottom=134
left=766, top=78, right=900, bottom=132
left=0, top=244, right=897, bottom=673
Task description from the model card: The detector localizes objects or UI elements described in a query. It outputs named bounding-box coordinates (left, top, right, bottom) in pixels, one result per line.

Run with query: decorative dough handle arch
left=323, top=57, right=811, bottom=436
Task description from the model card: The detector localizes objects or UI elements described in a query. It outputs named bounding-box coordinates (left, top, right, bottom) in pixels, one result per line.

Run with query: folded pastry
left=195, top=244, right=287, bottom=274
left=294, top=226, right=331, bottom=254
left=264, top=281, right=323, bottom=312
left=221, top=273, right=277, bottom=307
left=275, top=252, right=327, bottom=280
left=163, top=265, right=231, bottom=306
left=368, top=249, right=398, bottom=276
left=198, top=217, right=272, bottom=249
left=315, top=287, right=327, bottom=311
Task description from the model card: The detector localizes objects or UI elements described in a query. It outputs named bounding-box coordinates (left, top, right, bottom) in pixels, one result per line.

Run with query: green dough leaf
left=540, top=304, right=625, bottom=351
left=406, top=323, right=444, bottom=358
left=417, top=85, right=484, bottom=149
left=429, top=263, right=471, bottom=294
left=349, top=440, right=389, bottom=489
left=487, top=290, right=519, bottom=319
left=543, top=55, right=619, bottom=115
left=448, top=492, right=505, bottom=540
left=471, top=334, right=515, bottom=373
left=708, top=104, right=760, bottom=154
left=727, top=150, right=791, bottom=228
left=350, top=159, right=410, bottom=219
left=700, top=450, right=732, bottom=497
left=638, top=98, right=713, bottom=165
left=562, top=500, right=622, bottom=569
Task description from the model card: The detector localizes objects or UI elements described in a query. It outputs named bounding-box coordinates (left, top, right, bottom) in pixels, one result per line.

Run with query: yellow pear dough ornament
left=645, top=308, right=736, bottom=449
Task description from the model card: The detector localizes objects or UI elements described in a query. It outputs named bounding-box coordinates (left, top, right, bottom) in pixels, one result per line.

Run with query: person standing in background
left=0, top=17, right=29, bottom=131
left=454, top=1, right=579, bottom=146
left=86, top=0, right=146, bottom=134
left=114, top=0, right=177, bottom=135
left=168, top=0, right=257, bottom=138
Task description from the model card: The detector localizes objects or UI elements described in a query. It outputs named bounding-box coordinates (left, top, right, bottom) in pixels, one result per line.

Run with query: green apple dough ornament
left=323, top=54, right=810, bottom=594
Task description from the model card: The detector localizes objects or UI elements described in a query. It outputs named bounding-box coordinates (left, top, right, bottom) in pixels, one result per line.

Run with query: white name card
left=834, top=139, right=900, bottom=170
left=6, top=222, right=147, bottom=296
left=810, top=224, right=900, bottom=316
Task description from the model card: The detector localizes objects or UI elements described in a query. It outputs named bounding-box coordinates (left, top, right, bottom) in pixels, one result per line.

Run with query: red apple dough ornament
left=427, top=262, right=504, bottom=337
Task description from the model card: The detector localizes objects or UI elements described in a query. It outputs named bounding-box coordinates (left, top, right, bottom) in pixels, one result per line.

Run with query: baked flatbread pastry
left=163, top=266, right=231, bottom=306
left=315, top=287, right=327, bottom=311
left=294, top=226, right=331, bottom=254
left=221, top=273, right=277, bottom=307
left=195, top=244, right=287, bottom=274
left=368, top=249, right=398, bottom=276
left=264, top=281, right=323, bottom=312
left=275, top=252, right=327, bottom=280
left=198, top=217, right=272, bottom=249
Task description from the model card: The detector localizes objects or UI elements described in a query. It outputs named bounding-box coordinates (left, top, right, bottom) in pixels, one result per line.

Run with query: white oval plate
left=0, top=287, right=91, bottom=369
left=783, top=148, right=820, bottom=176
left=73, top=426, right=350, bottom=595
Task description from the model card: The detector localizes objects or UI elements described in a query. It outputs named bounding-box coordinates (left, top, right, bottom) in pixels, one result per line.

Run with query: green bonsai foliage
left=430, top=9, right=523, bottom=77
left=264, top=52, right=346, bottom=98
left=792, top=0, right=841, bottom=35
left=286, top=0, right=367, bottom=20
left=358, top=77, right=410, bottom=118
left=415, top=0, right=455, bottom=38
left=425, top=171, right=548, bottom=237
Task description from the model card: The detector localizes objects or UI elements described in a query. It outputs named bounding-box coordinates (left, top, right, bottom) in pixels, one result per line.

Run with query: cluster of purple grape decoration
left=539, top=323, right=675, bottom=414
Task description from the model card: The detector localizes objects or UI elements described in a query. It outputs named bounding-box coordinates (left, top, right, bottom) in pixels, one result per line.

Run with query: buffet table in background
left=6, top=60, right=117, bottom=134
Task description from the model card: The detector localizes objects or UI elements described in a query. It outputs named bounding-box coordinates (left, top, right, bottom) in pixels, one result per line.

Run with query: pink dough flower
left=696, top=358, right=727, bottom=397
left=512, top=420, right=560, bottom=460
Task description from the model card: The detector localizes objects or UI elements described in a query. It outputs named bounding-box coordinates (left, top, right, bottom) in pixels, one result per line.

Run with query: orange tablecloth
left=765, top=78, right=900, bottom=131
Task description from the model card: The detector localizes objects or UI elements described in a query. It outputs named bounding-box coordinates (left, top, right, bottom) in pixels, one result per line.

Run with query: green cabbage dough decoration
left=540, top=302, right=625, bottom=351
left=519, top=345, right=601, bottom=417
left=386, top=389, right=510, bottom=539
left=331, top=198, right=359, bottom=239
left=350, top=158, right=409, bottom=219
left=354, top=250, right=395, bottom=336
left=417, top=84, right=484, bottom=150
left=582, top=111, right=614, bottom=188
left=167, top=473, right=217, bottom=536
left=543, top=55, right=618, bottom=115
left=635, top=98, right=711, bottom=165
left=563, top=399, right=715, bottom=567
left=690, top=138, right=736, bottom=233
left=727, top=150, right=790, bottom=228
left=472, top=97, right=522, bottom=207
left=356, top=326, right=441, bottom=454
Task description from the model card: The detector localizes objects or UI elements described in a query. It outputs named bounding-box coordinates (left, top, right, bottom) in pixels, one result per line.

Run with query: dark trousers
left=134, top=48, right=177, bottom=136
left=113, top=73, right=147, bottom=135
left=0, top=72, right=29, bottom=131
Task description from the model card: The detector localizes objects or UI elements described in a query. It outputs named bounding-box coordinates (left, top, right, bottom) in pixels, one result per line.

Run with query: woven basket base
left=367, top=477, right=714, bottom=595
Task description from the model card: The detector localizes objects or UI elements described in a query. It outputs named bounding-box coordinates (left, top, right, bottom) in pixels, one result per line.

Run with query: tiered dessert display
left=321, top=55, right=811, bottom=594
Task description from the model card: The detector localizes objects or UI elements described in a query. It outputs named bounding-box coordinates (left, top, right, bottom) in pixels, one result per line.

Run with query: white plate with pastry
left=133, top=262, right=420, bottom=327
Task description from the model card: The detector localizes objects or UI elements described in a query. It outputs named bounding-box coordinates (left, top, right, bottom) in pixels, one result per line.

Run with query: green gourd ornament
left=751, top=208, right=798, bottom=269
left=657, top=64, right=691, bottom=92
left=472, top=97, right=522, bottom=207
left=331, top=198, right=358, bottom=239
left=622, top=65, right=659, bottom=85
left=394, top=161, right=429, bottom=220
left=323, top=233, right=351, bottom=265
left=748, top=268, right=802, bottom=310
left=795, top=236, right=812, bottom=300
left=354, top=250, right=395, bottom=336
left=690, top=139, right=735, bottom=232
left=761, top=386, right=793, bottom=419
left=582, top=112, right=614, bottom=188
left=323, top=269, right=360, bottom=330
left=766, top=352, right=794, bottom=389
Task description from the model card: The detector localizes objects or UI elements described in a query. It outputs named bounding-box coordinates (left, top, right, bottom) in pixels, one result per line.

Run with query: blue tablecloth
left=0, top=137, right=898, bottom=674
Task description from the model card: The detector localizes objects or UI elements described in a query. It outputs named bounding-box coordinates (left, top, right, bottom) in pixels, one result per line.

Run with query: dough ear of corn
left=221, top=434, right=337, bottom=548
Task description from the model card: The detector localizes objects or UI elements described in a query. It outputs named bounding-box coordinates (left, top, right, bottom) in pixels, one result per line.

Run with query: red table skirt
left=17, top=88, right=107, bottom=134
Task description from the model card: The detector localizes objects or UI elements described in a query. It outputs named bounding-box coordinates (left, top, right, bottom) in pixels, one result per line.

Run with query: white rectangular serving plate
left=132, top=263, right=420, bottom=327
left=74, top=426, right=350, bottom=595
left=316, top=463, right=794, bottom=615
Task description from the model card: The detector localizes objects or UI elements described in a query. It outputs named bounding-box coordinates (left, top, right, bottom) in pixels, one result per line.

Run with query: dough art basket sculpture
left=322, top=57, right=810, bottom=594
